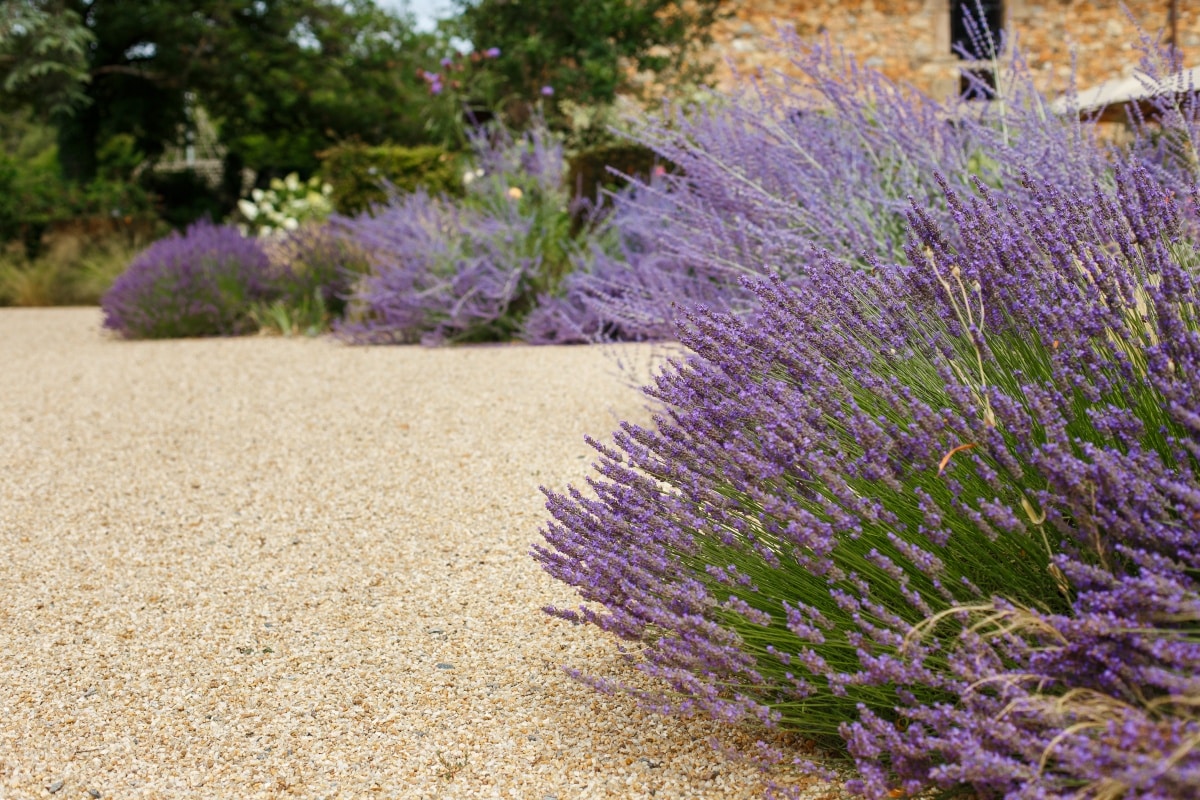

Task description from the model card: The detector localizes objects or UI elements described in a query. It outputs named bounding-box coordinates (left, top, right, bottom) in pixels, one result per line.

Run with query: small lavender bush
left=536, top=159, right=1200, bottom=798
left=101, top=220, right=275, bottom=339
left=337, top=125, right=578, bottom=345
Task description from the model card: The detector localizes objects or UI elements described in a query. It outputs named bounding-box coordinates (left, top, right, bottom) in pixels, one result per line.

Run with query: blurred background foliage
left=450, top=0, right=727, bottom=116
left=0, top=0, right=725, bottom=298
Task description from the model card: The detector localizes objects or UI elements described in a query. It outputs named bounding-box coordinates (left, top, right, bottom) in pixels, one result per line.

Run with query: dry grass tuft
left=0, top=229, right=151, bottom=306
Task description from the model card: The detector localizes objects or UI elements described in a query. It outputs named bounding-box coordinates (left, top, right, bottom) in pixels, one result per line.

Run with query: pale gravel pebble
left=0, top=308, right=839, bottom=800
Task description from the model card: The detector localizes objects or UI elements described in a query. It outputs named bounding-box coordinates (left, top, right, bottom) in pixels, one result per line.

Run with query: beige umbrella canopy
left=1050, top=65, right=1200, bottom=122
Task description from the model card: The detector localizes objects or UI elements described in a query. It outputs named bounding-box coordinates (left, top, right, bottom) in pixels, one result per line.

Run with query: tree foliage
left=452, top=0, right=730, bottom=110
left=2, top=0, right=444, bottom=185
left=194, top=0, right=447, bottom=176
left=0, top=0, right=95, bottom=118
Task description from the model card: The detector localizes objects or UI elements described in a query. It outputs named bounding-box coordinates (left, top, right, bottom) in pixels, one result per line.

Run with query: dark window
left=951, top=0, right=1003, bottom=60
left=959, top=66, right=997, bottom=100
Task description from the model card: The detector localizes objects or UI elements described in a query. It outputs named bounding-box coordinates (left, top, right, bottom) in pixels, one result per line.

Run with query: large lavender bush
left=543, top=29, right=1123, bottom=338
left=101, top=220, right=275, bottom=339
left=337, top=126, right=577, bottom=344
left=535, top=159, right=1200, bottom=797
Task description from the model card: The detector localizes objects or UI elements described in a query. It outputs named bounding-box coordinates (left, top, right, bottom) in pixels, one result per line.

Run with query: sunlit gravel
left=0, top=308, right=832, bottom=799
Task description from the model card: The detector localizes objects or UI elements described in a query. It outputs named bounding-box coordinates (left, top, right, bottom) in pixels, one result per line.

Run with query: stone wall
left=708, top=1, right=1200, bottom=100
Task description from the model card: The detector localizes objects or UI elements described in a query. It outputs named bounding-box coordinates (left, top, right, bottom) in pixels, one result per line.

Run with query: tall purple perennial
left=336, top=125, right=574, bottom=345
left=524, top=185, right=736, bottom=343
left=535, top=159, right=1200, bottom=798
left=541, top=30, right=1134, bottom=340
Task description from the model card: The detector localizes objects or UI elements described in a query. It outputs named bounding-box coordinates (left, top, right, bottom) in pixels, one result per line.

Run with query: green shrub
left=0, top=154, right=156, bottom=261
left=0, top=144, right=71, bottom=258
left=140, top=168, right=228, bottom=230
left=565, top=142, right=663, bottom=205
left=318, top=143, right=463, bottom=215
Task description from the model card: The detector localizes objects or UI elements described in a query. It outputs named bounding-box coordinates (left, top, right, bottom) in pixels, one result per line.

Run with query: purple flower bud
left=540, top=85, right=554, bottom=97
left=484, top=47, right=500, bottom=58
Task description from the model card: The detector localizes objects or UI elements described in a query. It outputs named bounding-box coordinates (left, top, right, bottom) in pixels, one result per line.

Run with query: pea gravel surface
left=0, top=309, right=834, bottom=800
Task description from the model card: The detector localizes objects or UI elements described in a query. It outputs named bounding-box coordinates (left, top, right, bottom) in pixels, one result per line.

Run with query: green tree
left=0, top=0, right=95, bottom=119
left=195, top=0, right=447, bottom=178
left=452, top=0, right=730, bottom=111
left=1, top=0, right=441, bottom=185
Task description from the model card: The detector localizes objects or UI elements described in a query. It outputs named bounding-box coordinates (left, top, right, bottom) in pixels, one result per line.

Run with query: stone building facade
left=708, top=1, right=1200, bottom=101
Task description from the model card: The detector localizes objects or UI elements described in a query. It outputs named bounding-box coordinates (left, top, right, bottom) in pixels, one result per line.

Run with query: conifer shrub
left=101, top=220, right=274, bottom=338
left=535, top=159, right=1200, bottom=798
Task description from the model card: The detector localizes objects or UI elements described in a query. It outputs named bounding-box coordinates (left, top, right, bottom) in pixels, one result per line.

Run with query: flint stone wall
left=708, top=1, right=1199, bottom=101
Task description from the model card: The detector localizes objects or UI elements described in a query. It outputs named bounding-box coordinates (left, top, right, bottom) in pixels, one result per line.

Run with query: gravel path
left=0, top=309, right=828, bottom=799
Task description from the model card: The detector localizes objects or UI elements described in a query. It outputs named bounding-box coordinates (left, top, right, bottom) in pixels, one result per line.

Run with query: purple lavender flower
left=335, top=124, right=576, bottom=345
left=523, top=185, right=734, bottom=344
left=535, top=157, right=1200, bottom=798
left=101, top=220, right=274, bottom=339
left=569, top=31, right=1143, bottom=341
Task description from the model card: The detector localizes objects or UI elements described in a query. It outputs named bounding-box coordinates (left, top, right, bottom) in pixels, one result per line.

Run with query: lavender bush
left=542, top=29, right=1123, bottom=338
left=535, top=158, right=1200, bottom=798
left=1120, top=20, right=1200, bottom=189
left=337, top=125, right=578, bottom=344
left=523, top=183, right=732, bottom=343
left=101, top=220, right=275, bottom=339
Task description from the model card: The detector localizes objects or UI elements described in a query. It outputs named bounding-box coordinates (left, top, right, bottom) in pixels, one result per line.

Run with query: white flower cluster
left=236, top=173, right=334, bottom=238
left=461, top=167, right=485, bottom=187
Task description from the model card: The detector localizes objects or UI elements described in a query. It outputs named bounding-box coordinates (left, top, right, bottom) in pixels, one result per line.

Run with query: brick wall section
left=708, top=1, right=1200, bottom=101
